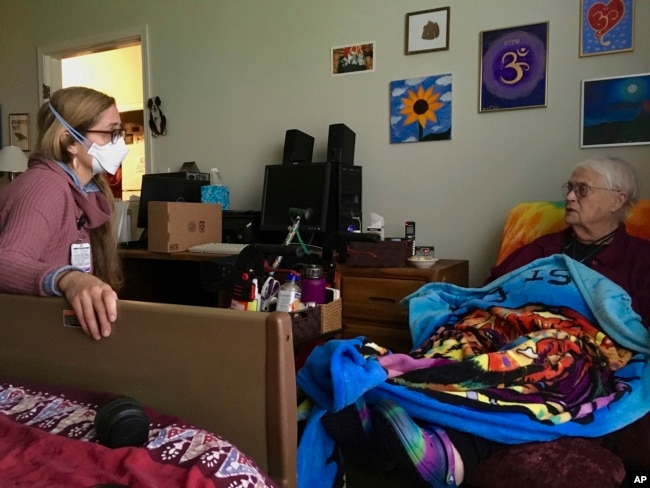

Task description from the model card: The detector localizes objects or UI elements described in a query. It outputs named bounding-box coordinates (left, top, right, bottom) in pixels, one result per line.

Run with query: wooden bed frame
left=0, top=293, right=297, bottom=488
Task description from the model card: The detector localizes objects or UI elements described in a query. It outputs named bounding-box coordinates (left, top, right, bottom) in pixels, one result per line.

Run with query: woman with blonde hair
left=0, top=86, right=128, bottom=340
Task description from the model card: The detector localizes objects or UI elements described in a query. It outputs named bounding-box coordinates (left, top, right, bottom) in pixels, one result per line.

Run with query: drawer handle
left=368, top=296, right=397, bottom=304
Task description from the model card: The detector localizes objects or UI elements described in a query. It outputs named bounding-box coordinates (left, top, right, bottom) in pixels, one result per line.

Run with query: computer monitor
left=136, top=174, right=209, bottom=229
left=260, top=163, right=331, bottom=233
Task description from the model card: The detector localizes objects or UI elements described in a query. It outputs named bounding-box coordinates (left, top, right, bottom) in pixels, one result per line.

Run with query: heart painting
left=580, top=0, right=634, bottom=56
left=587, top=0, right=625, bottom=43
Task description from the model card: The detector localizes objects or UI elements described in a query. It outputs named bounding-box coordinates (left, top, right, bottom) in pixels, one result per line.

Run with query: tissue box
left=201, top=185, right=230, bottom=210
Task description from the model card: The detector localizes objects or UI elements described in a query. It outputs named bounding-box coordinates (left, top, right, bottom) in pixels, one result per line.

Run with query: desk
left=118, top=248, right=342, bottom=364
left=118, top=248, right=235, bottom=307
left=118, top=248, right=232, bottom=262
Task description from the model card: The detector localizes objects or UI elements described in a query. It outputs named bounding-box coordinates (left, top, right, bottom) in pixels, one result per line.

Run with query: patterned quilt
left=0, top=381, right=275, bottom=488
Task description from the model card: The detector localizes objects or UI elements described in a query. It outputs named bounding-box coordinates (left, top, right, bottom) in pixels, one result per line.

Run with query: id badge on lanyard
left=71, top=214, right=91, bottom=273
left=71, top=243, right=92, bottom=272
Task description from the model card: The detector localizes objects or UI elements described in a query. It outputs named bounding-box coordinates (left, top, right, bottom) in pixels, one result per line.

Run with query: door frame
left=37, top=25, right=152, bottom=174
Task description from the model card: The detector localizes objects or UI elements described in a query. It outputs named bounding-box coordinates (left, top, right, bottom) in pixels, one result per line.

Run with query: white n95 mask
left=87, top=137, right=129, bottom=175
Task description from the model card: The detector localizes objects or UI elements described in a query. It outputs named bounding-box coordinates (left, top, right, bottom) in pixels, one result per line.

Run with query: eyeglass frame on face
left=84, top=128, right=126, bottom=144
left=561, top=182, right=620, bottom=199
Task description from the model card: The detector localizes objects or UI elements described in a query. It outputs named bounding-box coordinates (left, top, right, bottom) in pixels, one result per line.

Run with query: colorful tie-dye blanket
left=296, top=255, right=650, bottom=487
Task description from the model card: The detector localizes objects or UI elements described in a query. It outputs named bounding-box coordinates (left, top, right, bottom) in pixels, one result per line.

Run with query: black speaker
left=95, top=397, right=150, bottom=449
left=327, top=123, right=356, bottom=165
left=282, top=129, right=314, bottom=165
left=326, top=162, right=362, bottom=234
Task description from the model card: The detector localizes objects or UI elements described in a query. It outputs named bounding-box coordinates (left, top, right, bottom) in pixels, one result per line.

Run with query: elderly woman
left=298, top=156, right=650, bottom=488
left=487, top=156, right=650, bottom=328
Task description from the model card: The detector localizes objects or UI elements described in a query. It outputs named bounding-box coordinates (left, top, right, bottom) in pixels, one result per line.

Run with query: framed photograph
left=580, top=0, right=634, bottom=57
left=9, top=113, right=30, bottom=152
left=389, top=73, right=452, bottom=144
left=405, top=7, right=450, bottom=55
left=580, top=72, right=650, bottom=148
left=479, top=22, right=548, bottom=113
left=331, top=41, right=375, bottom=76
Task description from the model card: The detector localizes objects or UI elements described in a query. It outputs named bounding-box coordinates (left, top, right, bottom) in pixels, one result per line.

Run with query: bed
left=0, top=293, right=297, bottom=488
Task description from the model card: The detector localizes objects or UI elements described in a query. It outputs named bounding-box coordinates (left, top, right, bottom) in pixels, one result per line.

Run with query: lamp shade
left=0, top=145, right=28, bottom=173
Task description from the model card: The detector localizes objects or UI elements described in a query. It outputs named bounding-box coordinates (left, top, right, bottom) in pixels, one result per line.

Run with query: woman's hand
left=56, top=271, right=118, bottom=340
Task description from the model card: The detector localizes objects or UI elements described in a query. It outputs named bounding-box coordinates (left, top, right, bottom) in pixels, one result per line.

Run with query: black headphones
left=94, top=396, right=150, bottom=449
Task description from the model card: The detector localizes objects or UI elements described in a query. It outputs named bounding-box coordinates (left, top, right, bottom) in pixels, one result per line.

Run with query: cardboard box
left=147, top=201, right=222, bottom=252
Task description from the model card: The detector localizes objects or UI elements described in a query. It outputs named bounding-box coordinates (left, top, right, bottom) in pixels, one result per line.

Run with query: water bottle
left=276, top=272, right=302, bottom=312
left=301, top=265, right=326, bottom=305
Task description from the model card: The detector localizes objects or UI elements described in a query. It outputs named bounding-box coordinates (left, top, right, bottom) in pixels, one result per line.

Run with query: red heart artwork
left=587, top=0, right=625, bottom=41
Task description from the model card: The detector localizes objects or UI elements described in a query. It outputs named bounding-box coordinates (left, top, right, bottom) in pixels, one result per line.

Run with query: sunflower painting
left=390, top=74, right=452, bottom=143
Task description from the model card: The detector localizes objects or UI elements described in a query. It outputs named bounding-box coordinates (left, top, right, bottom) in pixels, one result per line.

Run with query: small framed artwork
left=405, top=7, right=450, bottom=55
left=580, top=72, right=650, bottom=148
left=580, top=0, right=634, bottom=57
left=9, top=113, right=30, bottom=151
left=479, top=22, right=548, bottom=113
left=389, top=73, right=452, bottom=144
left=331, top=41, right=375, bottom=76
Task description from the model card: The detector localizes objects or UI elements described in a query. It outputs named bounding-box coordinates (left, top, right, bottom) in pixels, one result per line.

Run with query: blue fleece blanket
left=297, top=255, right=650, bottom=487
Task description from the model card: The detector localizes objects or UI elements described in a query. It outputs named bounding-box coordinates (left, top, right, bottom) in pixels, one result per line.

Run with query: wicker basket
left=319, top=299, right=342, bottom=333
left=289, top=299, right=342, bottom=343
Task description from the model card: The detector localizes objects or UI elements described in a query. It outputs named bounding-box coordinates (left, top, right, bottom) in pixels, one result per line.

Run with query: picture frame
left=405, top=7, right=450, bottom=55
left=479, top=22, right=548, bottom=113
left=389, top=73, right=452, bottom=144
left=331, top=41, right=375, bottom=76
left=580, top=72, right=650, bottom=148
left=9, top=113, right=30, bottom=152
left=580, top=0, right=634, bottom=57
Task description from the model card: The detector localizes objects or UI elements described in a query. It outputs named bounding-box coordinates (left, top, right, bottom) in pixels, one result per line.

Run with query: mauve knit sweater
left=0, top=154, right=112, bottom=295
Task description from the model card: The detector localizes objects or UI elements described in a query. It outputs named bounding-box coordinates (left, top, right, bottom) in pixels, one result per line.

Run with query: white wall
left=1, top=0, right=648, bottom=285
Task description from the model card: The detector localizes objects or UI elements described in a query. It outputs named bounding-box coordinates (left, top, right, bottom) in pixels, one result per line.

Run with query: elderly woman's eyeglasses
left=561, top=182, right=619, bottom=199
left=85, top=128, right=126, bottom=144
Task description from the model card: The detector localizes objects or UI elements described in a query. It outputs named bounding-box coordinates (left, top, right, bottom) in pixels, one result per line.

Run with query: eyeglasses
left=84, top=128, right=126, bottom=144
left=561, top=182, right=619, bottom=199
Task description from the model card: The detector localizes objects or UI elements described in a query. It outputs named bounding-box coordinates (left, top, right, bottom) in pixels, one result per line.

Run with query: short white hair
left=574, top=156, right=639, bottom=220
left=575, top=156, right=639, bottom=201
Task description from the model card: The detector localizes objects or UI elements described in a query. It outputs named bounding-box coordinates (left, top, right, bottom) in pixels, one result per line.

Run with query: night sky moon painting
left=389, top=74, right=452, bottom=144
left=581, top=73, right=650, bottom=148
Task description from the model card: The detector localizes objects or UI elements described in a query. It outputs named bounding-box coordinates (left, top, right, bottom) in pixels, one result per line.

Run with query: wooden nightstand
left=335, top=260, right=469, bottom=353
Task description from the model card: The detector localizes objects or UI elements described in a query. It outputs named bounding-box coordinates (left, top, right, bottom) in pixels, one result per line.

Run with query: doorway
left=37, top=26, right=151, bottom=201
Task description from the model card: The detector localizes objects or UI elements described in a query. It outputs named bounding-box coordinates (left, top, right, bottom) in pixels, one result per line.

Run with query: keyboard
left=187, top=242, right=249, bottom=254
